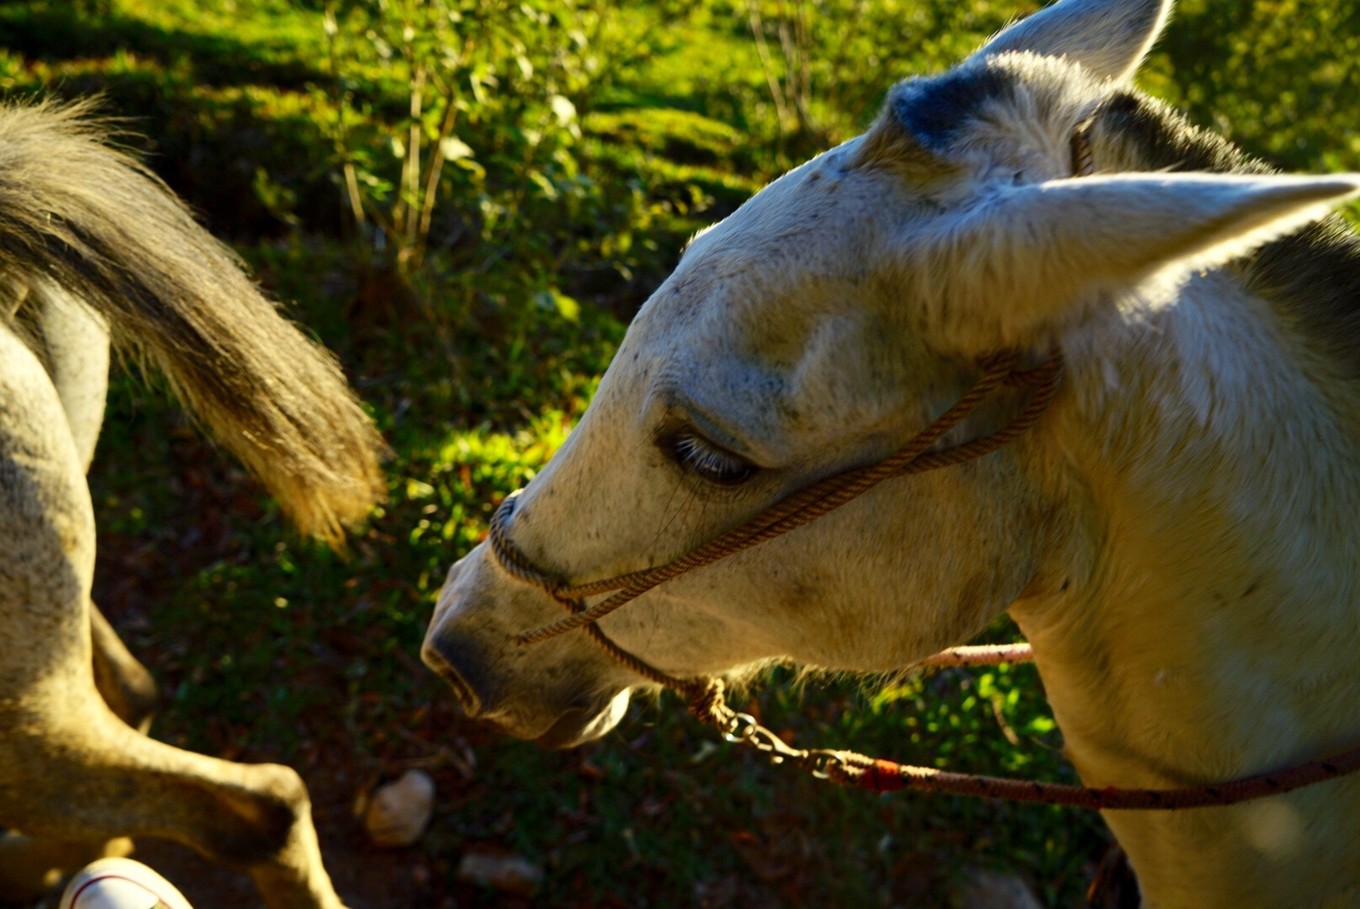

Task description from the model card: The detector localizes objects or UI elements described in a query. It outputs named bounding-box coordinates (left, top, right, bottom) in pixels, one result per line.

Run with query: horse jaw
left=535, top=689, right=632, bottom=749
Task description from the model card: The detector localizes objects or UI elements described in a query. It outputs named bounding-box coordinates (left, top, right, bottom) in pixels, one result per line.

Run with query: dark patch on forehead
left=891, top=66, right=1016, bottom=152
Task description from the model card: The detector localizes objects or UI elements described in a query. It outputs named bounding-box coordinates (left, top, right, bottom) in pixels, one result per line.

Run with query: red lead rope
left=843, top=748, right=1360, bottom=807
left=705, top=643, right=1360, bottom=809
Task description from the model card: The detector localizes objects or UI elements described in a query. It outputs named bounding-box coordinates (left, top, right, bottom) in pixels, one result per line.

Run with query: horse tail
left=0, top=99, right=387, bottom=545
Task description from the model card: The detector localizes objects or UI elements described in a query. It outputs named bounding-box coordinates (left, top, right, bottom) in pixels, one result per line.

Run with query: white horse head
left=426, top=0, right=1360, bottom=902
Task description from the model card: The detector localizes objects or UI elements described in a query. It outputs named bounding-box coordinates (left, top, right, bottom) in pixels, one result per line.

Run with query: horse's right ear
left=900, top=172, right=1360, bottom=355
left=972, top=0, right=1172, bottom=83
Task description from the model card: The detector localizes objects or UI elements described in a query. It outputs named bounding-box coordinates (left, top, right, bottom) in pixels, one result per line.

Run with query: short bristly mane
left=1094, top=90, right=1360, bottom=379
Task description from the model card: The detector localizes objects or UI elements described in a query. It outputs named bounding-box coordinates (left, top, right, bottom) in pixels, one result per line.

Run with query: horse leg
left=0, top=611, right=165, bottom=900
left=0, top=328, right=344, bottom=908
left=36, top=279, right=109, bottom=475
left=34, top=290, right=156, bottom=730
left=0, top=702, right=342, bottom=908
left=0, top=284, right=149, bottom=897
left=89, top=602, right=159, bottom=733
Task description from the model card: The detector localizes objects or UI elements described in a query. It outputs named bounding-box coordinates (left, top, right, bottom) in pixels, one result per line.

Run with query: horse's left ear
left=972, top=0, right=1172, bottom=83
left=905, top=172, right=1360, bottom=354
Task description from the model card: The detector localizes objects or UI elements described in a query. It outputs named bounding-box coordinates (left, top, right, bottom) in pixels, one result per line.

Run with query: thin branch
left=746, top=0, right=793, bottom=134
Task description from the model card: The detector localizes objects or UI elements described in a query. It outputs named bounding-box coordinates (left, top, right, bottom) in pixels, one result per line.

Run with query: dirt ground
left=130, top=760, right=466, bottom=909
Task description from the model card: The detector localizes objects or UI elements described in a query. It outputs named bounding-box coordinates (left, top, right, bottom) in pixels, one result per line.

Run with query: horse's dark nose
left=423, top=557, right=492, bottom=716
left=421, top=632, right=484, bottom=718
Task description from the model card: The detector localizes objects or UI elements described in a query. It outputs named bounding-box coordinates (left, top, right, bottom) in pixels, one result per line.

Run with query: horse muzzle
left=422, top=547, right=635, bottom=747
left=419, top=625, right=485, bottom=718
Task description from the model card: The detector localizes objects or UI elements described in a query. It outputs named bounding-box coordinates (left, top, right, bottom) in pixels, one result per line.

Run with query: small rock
left=949, top=868, right=1043, bottom=909
left=455, top=851, right=544, bottom=896
left=358, top=769, right=436, bottom=847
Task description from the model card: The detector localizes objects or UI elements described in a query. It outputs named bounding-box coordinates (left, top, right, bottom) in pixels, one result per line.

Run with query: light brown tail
left=0, top=99, right=386, bottom=543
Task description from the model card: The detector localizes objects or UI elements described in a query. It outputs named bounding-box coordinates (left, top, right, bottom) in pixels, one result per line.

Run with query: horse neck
left=1006, top=271, right=1360, bottom=903
left=1011, top=268, right=1360, bottom=787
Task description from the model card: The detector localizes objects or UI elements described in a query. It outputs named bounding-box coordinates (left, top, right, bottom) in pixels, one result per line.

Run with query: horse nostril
left=421, top=639, right=483, bottom=717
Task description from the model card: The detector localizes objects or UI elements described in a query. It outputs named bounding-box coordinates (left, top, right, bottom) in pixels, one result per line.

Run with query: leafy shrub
left=321, top=0, right=668, bottom=333
left=1153, top=0, right=1360, bottom=172
left=724, top=0, right=1012, bottom=161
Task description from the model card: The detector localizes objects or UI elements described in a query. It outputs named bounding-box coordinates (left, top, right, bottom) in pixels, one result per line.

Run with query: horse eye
left=668, top=431, right=758, bottom=486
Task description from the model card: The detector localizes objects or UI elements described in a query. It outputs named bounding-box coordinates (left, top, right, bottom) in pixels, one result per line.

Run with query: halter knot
left=686, top=677, right=730, bottom=727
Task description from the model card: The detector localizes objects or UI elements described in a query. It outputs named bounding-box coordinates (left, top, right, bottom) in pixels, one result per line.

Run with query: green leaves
left=1146, top=0, right=1360, bottom=173
left=326, top=1, right=614, bottom=273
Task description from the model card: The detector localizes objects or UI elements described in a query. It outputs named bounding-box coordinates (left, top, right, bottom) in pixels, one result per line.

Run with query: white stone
left=950, top=868, right=1044, bottom=909
left=358, top=769, right=436, bottom=847
left=455, top=852, right=544, bottom=896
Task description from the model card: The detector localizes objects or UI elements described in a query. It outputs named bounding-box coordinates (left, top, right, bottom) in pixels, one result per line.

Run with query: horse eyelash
left=670, top=431, right=757, bottom=485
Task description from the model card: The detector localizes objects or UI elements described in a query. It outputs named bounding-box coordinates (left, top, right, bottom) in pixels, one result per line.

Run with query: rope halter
left=486, top=353, right=1076, bottom=751
left=478, top=122, right=1360, bottom=808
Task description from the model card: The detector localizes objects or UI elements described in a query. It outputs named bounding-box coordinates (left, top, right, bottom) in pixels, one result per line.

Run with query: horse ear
left=912, top=173, right=1360, bottom=353
left=972, top=0, right=1172, bottom=83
